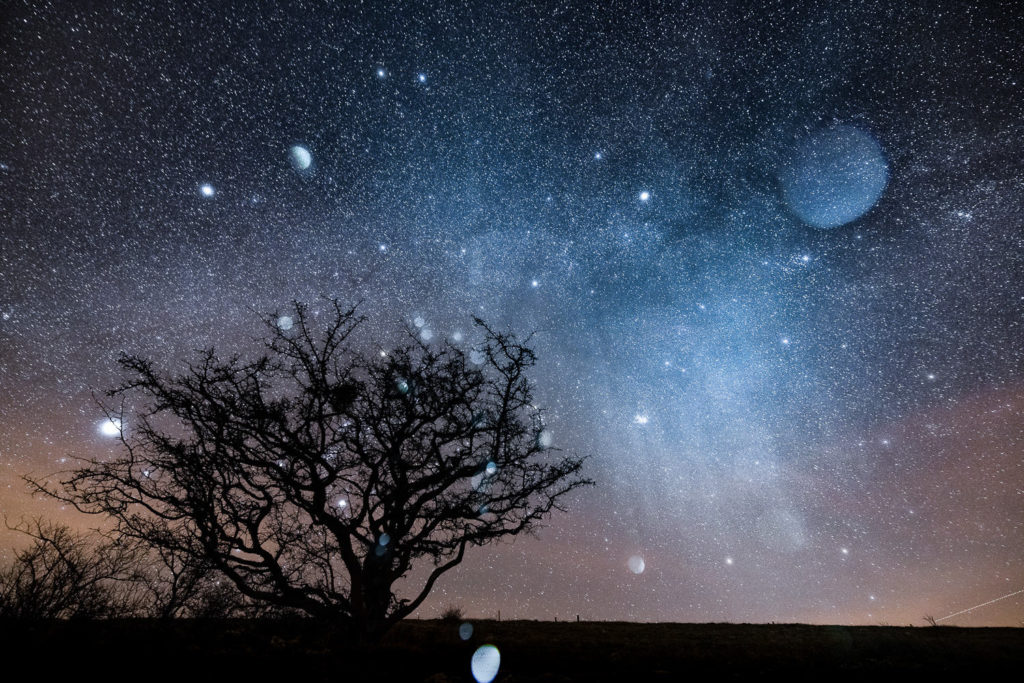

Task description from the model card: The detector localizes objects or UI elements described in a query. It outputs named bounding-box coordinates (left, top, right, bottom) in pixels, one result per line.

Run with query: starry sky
left=2, top=0, right=1022, bottom=626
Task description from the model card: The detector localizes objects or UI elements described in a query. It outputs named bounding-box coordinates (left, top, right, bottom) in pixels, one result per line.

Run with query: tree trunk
left=353, top=552, right=395, bottom=643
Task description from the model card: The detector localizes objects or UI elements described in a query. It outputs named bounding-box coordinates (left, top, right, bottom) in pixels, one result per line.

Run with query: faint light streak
left=936, top=588, right=1024, bottom=623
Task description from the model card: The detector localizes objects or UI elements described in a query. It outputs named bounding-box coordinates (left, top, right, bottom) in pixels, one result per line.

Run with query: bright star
left=639, top=191, right=651, bottom=202
left=417, top=73, right=427, bottom=83
left=99, top=418, right=121, bottom=437
left=199, top=184, right=215, bottom=197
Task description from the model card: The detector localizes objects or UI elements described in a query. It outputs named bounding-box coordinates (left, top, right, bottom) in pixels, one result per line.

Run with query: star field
left=1, top=0, right=1023, bottom=626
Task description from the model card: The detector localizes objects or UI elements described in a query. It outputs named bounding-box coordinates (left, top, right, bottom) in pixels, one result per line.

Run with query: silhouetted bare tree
left=132, top=541, right=256, bottom=618
left=134, top=543, right=216, bottom=618
left=0, top=519, right=142, bottom=618
left=34, top=300, right=591, bottom=639
left=0, top=519, right=260, bottom=619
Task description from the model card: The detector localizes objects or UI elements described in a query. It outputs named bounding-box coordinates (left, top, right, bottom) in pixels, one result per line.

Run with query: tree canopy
left=36, top=301, right=591, bottom=638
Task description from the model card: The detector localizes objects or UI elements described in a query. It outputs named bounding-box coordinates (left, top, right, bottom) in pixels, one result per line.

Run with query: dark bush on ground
left=440, top=605, right=464, bottom=622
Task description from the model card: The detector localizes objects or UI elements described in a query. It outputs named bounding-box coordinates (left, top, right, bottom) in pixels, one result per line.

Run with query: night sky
left=2, top=1, right=1023, bottom=626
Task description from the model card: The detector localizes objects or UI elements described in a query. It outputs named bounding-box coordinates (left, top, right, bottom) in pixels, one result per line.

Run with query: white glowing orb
left=633, top=414, right=649, bottom=425
left=639, top=190, right=651, bottom=202
left=779, top=124, right=888, bottom=229
left=471, top=644, right=501, bottom=683
left=538, top=430, right=553, bottom=448
left=199, top=184, right=215, bottom=197
left=277, top=315, right=293, bottom=330
left=289, top=145, right=312, bottom=170
left=628, top=555, right=646, bottom=574
left=99, top=418, right=121, bottom=437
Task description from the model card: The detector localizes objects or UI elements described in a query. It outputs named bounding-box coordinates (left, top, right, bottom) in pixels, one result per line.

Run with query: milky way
left=2, top=1, right=1022, bottom=625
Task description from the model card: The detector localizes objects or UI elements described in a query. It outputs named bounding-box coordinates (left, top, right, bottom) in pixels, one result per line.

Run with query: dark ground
left=2, top=618, right=1021, bottom=681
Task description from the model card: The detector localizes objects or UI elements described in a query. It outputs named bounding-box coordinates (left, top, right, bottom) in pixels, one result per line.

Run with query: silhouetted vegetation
left=0, top=519, right=278, bottom=619
left=0, top=519, right=140, bottom=619
left=440, top=604, right=465, bottom=622
left=28, top=300, right=591, bottom=640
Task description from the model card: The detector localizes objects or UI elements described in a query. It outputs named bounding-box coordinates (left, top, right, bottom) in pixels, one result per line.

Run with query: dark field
left=3, top=618, right=1022, bottom=681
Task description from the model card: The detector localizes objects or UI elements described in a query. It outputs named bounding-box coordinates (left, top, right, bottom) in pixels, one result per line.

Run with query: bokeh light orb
left=779, top=124, right=888, bottom=229
left=628, top=555, right=646, bottom=574
left=289, top=145, right=312, bottom=170
left=459, top=622, right=474, bottom=640
left=471, top=644, right=501, bottom=683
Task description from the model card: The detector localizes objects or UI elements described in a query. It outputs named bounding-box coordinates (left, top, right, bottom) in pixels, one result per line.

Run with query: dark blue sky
left=2, top=0, right=1022, bottom=625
